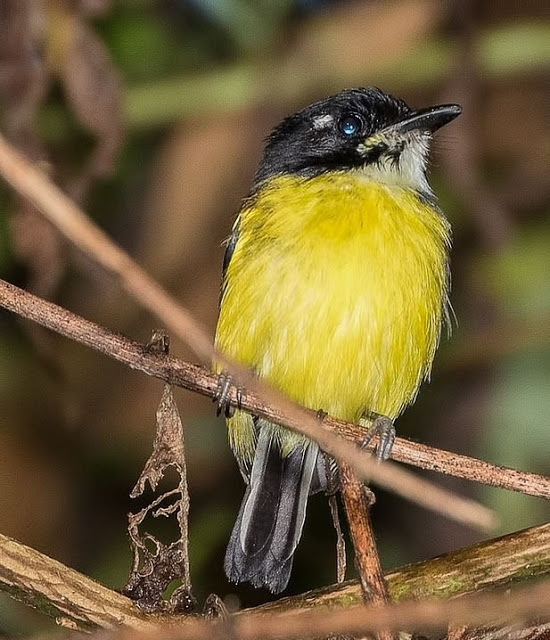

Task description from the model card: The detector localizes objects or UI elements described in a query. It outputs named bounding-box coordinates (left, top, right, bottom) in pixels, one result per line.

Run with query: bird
left=214, top=87, right=461, bottom=594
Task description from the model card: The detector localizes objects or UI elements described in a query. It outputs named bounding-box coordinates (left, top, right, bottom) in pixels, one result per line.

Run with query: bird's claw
left=203, top=593, right=229, bottom=620
left=213, top=371, right=238, bottom=417
left=323, top=453, right=340, bottom=496
left=212, top=371, right=234, bottom=418
left=316, top=408, right=328, bottom=421
left=360, top=414, right=395, bottom=461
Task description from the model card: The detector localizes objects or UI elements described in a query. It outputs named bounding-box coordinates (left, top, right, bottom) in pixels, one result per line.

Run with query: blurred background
left=0, top=0, right=548, bottom=634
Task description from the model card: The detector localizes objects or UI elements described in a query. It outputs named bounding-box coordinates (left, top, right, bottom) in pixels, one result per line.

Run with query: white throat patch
left=357, top=132, right=432, bottom=193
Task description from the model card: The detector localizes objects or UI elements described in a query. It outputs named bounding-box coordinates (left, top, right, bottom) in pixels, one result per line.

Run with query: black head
left=253, top=87, right=460, bottom=190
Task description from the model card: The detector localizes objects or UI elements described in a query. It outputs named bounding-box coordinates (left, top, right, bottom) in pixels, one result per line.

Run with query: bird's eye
left=338, top=114, right=363, bottom=137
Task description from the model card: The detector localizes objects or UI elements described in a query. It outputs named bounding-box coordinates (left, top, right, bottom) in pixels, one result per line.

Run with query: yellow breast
left=216, top=173, right=450, bottom=453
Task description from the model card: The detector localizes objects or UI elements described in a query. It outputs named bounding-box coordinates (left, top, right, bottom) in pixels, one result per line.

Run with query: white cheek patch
left=357, top=133, right=432, bottom=193
left=312, top=114, right=334, bottom=130
left=397, top=137, right=431, bottom=192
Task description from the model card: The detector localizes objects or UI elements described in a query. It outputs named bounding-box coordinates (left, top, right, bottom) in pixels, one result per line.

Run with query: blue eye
left=338, top=114, right=363, bottom=136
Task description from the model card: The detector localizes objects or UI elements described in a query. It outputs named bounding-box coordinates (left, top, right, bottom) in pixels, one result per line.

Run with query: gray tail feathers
left=224, top=427, right=320, bottom=594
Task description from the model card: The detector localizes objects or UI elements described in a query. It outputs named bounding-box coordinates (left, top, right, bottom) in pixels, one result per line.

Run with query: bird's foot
left=363, top=485, right=376, bottom=506
left=316, top=408, right=328, bottom=421
left=360, top=413, right=395, bottom=461
left=323, top=452, right=340, bottom=495
left=203, top=593, right=229, bottom=619
left=315, top=410, right=341, bottom=494
left=213, top=371, right=242, bottom=417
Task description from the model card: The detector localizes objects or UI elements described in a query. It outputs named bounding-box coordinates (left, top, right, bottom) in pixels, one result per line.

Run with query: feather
left=224, top=426, right=318, bottom=593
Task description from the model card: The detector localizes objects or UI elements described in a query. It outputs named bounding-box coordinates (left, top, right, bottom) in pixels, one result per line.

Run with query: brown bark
left=0, top=523, right=547, bottom=632
left=0, top=278, right=546, bottom=510
left=339, top=462, right=393, bottom=640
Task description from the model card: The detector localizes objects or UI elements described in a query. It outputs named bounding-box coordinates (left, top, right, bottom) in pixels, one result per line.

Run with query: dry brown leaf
left=124, top=333, right=195, bottom=614
left=46, top=0, right=124, bottom=200
left=0, top=0, right=47, bottom=152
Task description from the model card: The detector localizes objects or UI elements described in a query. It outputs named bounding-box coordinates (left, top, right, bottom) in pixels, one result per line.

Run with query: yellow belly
left=216, top=173, right=450, bottom=459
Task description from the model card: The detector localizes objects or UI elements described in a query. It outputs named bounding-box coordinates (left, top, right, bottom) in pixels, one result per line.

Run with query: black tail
left=224, top=426, right=321, bottom=593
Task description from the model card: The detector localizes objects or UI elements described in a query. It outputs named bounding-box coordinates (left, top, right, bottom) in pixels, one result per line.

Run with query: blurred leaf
left=47, top=1, right=124, bottom=200
left=100, top=11, right=187, bottom=80
left=125, top=20, right=550, bottom=129
left=0, top=0, right=47, bottom=147
left=474, top=223, right=550, bottom=317
left=482, top=348, right=550, bottom=531
left=481, top=22, right=550, bottom=76
left=188, top=0, right=292, bottom=53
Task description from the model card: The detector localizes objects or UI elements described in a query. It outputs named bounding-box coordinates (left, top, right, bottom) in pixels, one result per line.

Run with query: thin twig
left=327, top=495, right=346, bottom=583
left=339, top=463, right=393, bottom=640
left=340, top=465, right=387, bottom=603
left=0, top=135, right=546, bottom=504
left=0, top=277, right=546, bottom=518
left=0, top=276, right=533, bottom=531
left=0, top=134, right=506, bottom=530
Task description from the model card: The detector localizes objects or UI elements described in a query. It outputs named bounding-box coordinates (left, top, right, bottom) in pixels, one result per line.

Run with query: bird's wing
left=219, top=216, right=260, bottom=483
left=220, top=217, right=240, bottom=302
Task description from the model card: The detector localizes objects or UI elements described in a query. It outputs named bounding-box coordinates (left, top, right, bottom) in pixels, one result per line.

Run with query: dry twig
left=114, top=581, right=550, bottom=640
left=0, top=134, right=530, bottom=517
left=0, top=279, right=547, bottom=504
left=339, top=463, right=393, bottom=640
left=0, top=524, right=547, bottom=632
left=0, top=277, right=546, bottom=522
left=1, top=276, right=537, bottom=529
left=253, top=522, right=550, bottom=614
left=327, top=494, right=346, bottom=584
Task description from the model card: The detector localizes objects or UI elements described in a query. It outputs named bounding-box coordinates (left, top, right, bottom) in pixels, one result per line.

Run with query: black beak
left=390, top=104, right=462, bottom=134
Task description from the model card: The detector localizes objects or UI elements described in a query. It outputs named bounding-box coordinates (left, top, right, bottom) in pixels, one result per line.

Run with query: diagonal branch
left=0, top=133, right=547, bottom=524
left=0, top=277, right=547, bottom=510
left=0, top=524, right=547, bottom=632
left=251, top=522, right=550, bottom=614
left=0, top=533, right=150, bottom=631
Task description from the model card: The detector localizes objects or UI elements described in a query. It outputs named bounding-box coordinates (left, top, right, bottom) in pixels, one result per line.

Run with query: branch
left=0, top=277, right=547, bottom=512
left=339, top=463, right=393, bottom=640
left=250, top=522, right=550, bottom=614
left=0, top=533, right=149, bottom=631
left=0, top=524, right=547, bottom=632
left=0, top=134, right=506, bottom=531
left=116, top=582, right=550, bottom=640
